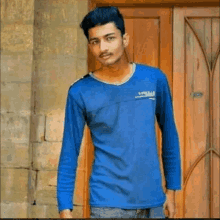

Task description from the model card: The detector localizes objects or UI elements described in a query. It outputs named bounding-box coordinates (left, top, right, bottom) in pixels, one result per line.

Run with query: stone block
left=35, top=56, right=76, bottom=114
left=77, top=0, right=88, bottom=59
left=1, top=141, right=29, bottom=168
left=72, top=205, right=84, bottom=218
left=1, top=82, right=31, bottom=114
left=28, top=170, right=37, bottom=205
left=34, top=25, right=77, bottom=56
left=34, top=84, right=67, bottom=115
left=32, top=55, right=77, bottom=114
left=76, top=58, right=87, bottom=79
left=35, top=171, right=57, bottom=205
left=34, top=54, right=77, bottom=84
left=1, top=0, right=34, bottom=23
left=1, top=113, right=30, bottom=143
left=1, top=52, right=33, bottom=83
left=1, top=24, right=33, bottom=52
left=45, top=113, right=64, bottom=142
left=78, top=0, right=88, bottom=23
left=1, top=168, right=28, bottom=203
left=33, top=142, right=62, bottom=170
left=35, top=1, right=78, bottom=28
left=30, top=204, right=60, bottom=218
left=36, top=190, right=57, bottom=205
left=0, top=202, right=28, bottom=218
left=30, top=204, right=83, bottom=218
left=77, top=28, right=88, bottom=59
left=31, top=114, right=45, bottom=142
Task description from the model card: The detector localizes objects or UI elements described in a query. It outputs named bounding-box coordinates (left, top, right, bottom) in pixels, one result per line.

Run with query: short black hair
left=80, top=6, right=125, bottom=40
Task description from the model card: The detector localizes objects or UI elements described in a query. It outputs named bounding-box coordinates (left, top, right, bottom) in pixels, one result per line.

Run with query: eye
left=107, top=36, right=115, bottom=41
left=90, top=40, right=99, bottom=45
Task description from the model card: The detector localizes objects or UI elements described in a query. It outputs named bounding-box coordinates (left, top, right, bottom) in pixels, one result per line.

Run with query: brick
left=1, top=113, right=30, bottom=143
left=31, top=114, right=46, bottom=142
left=33, top=142, right=62, bottom=170
left=1, top=0, right=34, bottom=23
left=1, top=168, right=29, bottom=203
left=45, top=113, right=64, bottom=141
left=1, top=141, right=29, bottom=168
left=1, top=24, right=33, bottom=52
left=1, top=52, right=33, bottom=83
left=35, top=171, right=57, bottom=205
left=1, top=82, right=31, bottom=114
left=35, top=1, right=78, bottom=28
left=34, top=25, right=77, bottom=56
left=0, top=202, right=28, bottom=218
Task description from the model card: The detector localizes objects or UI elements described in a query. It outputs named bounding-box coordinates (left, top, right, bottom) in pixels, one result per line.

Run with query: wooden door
left=80, top=7, right=174, bottom=218
left=173, top=7, right=220, bottom=218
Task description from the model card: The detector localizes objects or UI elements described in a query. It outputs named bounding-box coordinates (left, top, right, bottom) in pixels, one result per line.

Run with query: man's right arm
left=57, top=89, right=86, bottom=216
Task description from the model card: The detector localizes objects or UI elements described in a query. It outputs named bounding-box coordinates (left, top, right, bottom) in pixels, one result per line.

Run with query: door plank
left=174, top=7, right=220, bottom=218
left=212, top=18, right=220, bottom=70
left=185, top=23, right=210, bottom=218
left=134, top=18, right=159, bottom=66
left=184, top=155, right=210, bottom=217
left=124, top=18, right=134, bottom=62
left=213, top=54, right=220, bottom=218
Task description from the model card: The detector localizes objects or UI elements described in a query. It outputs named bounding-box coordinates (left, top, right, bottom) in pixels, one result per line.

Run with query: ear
left=122, top=33, right=129, bottom=48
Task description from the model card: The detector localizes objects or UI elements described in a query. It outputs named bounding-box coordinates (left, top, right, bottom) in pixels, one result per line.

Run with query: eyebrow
left=89, top=33, right=116, bottom=42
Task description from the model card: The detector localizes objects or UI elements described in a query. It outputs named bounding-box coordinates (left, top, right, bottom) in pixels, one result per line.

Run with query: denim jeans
left=90, top=206, right=166, bottom=218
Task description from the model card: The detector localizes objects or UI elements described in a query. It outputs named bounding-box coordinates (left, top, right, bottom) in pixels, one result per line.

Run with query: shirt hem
left=89, top=199, right=166, bottom=209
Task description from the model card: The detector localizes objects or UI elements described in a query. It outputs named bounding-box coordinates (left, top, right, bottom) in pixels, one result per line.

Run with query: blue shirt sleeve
left=57, top=89, right=86, bottom=212
left=155, top=71, right=182, bottom=190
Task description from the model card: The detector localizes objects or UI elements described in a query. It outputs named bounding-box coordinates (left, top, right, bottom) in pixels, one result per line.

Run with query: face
left=88, top=22, right=129, bottom=66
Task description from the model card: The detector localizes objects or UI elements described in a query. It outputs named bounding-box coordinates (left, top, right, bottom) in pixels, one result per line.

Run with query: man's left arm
left=155, top=70, right=182, bottom=218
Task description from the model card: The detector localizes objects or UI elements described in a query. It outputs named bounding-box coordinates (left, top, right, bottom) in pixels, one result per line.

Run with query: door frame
left=89, top=0, right=219, bottom=8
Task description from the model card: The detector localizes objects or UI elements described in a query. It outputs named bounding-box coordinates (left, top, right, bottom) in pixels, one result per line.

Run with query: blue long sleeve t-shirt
left=57, top=63, right=182, bottom=213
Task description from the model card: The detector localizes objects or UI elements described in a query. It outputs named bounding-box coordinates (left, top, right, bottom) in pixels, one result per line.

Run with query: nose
left=99, top=39, right=108, bottom=52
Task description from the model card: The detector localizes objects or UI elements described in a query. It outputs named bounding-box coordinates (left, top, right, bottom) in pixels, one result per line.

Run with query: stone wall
left=1, top=0, right=88, bottom=218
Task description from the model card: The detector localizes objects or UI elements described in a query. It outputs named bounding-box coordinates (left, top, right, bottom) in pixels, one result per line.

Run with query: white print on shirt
left=135, top=91, right=155, bottom=100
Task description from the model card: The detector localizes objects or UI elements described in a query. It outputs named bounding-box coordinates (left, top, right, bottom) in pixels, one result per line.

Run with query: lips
left=100, top=53, right=112, bottom=59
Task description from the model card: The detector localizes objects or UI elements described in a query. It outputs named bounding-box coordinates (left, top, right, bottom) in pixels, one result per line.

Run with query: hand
left=59, top=209, right=73, bottom=218
left=164, top=190, right=176, bottom=218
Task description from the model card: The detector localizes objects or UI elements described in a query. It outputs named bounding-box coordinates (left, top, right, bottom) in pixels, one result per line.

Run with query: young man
left=57, top=6, right=181, bottom=219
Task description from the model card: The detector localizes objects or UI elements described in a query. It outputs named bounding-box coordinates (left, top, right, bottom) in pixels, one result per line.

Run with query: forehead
left=88, top=22, right=120, bottom=39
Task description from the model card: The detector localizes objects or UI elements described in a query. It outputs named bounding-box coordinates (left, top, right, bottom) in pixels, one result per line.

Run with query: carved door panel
left=173, top=7, right=220, bottom=218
